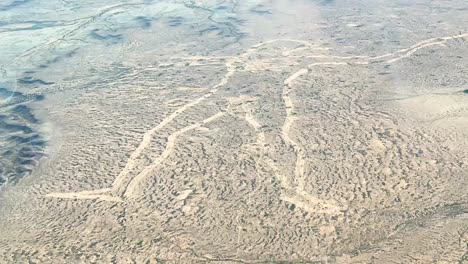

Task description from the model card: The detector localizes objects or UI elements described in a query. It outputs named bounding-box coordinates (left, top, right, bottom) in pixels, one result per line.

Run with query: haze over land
left=0, top=0, right=467, bottom=263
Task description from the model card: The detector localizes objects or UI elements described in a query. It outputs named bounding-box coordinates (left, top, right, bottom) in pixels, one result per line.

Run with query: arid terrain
left=0, top=0, right=467, bottom=263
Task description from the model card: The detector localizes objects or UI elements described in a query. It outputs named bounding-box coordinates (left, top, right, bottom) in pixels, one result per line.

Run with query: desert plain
left=0, top=0, right=467, bottom=263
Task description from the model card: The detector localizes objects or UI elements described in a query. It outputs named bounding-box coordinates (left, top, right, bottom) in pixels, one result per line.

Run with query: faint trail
left=386, top=42, right=446, bottom=63
left=295, top=32, right=468, bottom=64
left=237, top=100, right=290, bottom=190
left=281, top=193, right=341, bottom=214
left=282, top=68, right=308, bottom=191
left=228, top=97, right=291, bottom=190
left=282, top=63, right=346, bottom=192
left=123, top=112, right=225, bottom=198
left=305, top=54, right=368, bottom=60
left=170, top=55, right=234, bottom=61
left=283, top=46, right=330, bottom=56
left=240, top=101, right=270, bottom=190
left=377, top=32, right=468, bottom=63
left=280, top=62, right=351, bottom=213
left=251, top=39, right=312, bottom=49
left=307, top=62, right=348, bottom=68
left=45, top=188, right=122, bottom=202
left=243, top=103, right=294, bottom=190
left=389, top=32, right=466, bottom=62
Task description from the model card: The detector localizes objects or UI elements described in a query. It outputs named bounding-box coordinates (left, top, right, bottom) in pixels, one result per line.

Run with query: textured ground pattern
left=0, top=0, right=467, bottom=263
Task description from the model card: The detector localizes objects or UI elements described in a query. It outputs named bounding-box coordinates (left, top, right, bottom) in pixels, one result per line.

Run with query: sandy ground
left=0, top=0, right=467, bottom=263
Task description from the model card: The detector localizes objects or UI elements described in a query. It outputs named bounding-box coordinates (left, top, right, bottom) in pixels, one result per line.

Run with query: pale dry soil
left=0, top=1, right=468, bottom=263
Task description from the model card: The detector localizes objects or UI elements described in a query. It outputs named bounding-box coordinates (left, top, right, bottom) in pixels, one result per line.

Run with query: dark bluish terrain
left=0, top=85, right=44, bottom=186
